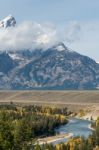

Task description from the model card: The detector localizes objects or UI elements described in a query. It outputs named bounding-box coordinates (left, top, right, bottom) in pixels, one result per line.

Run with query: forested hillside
left=0, top=105, right=69, bottom=149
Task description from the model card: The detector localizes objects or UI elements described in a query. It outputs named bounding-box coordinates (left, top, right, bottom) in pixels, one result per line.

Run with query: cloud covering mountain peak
left=0, top=21, right=60, bottom=51
left=0, top=15, right=81, bottom=51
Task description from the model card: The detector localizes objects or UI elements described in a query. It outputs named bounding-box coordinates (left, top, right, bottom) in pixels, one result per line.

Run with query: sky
left=0, top=0, right=99, bottom=61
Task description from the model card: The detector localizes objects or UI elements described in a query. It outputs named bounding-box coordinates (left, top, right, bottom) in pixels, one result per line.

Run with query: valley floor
left=0, top=90, right=99, bottom=119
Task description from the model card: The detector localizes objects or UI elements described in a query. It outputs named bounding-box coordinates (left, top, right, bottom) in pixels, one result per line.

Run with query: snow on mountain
left=0, top=15, right=16, bottom=28
left=53, top=43, right=70, bottom=52
left=56, top=45, right=66, bottom=51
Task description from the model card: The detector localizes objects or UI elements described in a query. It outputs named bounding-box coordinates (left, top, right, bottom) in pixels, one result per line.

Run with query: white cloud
left=0, top=18, right=99, bottom=61
left=68, top=21, right=99, bottom=61
left=0, top=21, right=59, bottom=51
left=0, top=19, right=83, bottom=51
left=64, top=21, right=81, bottom=43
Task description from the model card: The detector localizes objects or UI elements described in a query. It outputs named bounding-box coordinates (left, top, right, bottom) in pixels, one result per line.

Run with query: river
left=53, top=118, right=93, bottom=145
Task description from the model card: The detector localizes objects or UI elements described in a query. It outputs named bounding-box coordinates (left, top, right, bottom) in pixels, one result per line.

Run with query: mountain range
left=0, top=15, right=99, bottom=90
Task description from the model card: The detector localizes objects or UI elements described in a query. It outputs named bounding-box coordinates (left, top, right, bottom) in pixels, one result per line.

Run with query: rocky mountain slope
left=0, top=43, right=99, bottom=90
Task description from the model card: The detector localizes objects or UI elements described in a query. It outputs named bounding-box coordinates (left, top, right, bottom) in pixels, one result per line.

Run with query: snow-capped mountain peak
left=0, top=15, right=16, bottom=28
left=53, top=42, right=70, bottom=52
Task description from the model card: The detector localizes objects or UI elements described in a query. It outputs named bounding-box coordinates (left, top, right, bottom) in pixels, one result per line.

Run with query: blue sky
left=0, top=0, right=99, bottom=61
left=0, top=0, right=99, bottom=23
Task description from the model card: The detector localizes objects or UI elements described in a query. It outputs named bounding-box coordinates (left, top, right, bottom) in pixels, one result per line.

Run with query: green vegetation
left=1, top=104, right=99, bottom=150
left=0, top=104, right=69, bottom=150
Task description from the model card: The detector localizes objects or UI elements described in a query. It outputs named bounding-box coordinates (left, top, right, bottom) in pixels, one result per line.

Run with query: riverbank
left=88, top=124, right=95, bottom=131
left=35, top=133, right=73, bottom=145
